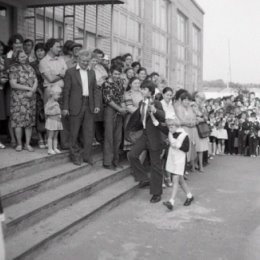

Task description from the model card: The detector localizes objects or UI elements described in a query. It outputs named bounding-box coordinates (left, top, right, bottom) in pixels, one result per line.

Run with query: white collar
left=76, top=64, right=90, bottom=71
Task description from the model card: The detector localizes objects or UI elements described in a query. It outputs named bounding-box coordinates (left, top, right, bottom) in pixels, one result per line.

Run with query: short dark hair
left=122, top=53, right=132, bottom=61
left=93, top=48, right=105, bottom=58
left=180, top=91, right=192, bottom=101
left=137, top=67, right=147, bottom=75
left=8, top=33, right=24, bottom=49
left=150, top=72, right=159, bottom=78
left=24, top=39, right=34, bottom=46
left=34, top=42, right=46, bottom=52
left=45, top=38, right=60, bottom=52
left=124, top=67, right=134, bottom=74
left=111, top=56, right=124, bottom=69
left=175, top=89, right=188, bottom=101
left=140, top=80, right=156, bottom=96
left=162, top=87, right=173, bottom=94
left=62, top=40, right=74, bottom=55
left=126, top=77, right=139, bottom=92
left=132, top=61, right=141, bottom=68
left=110, top=64, right=122, bottom=74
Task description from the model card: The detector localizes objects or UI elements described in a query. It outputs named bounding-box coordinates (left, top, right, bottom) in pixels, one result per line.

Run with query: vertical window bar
left=95, top=5, right=99, bottom=46
left=73, top=5, right=76, bottom=41
left=52, top=6, right=55, bottom=38
left=83, top=5, right=86, bottom=47
left=33, top=8, right=36, bottom=42
left=43, top=7, right=46, bottom=42
left=63, top=5, right=65, bottom=43
left=110, top=3, right=114, bottom=57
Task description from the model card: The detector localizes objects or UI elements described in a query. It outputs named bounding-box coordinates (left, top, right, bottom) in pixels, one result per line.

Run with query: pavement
left=30, top=155, right=260, bottom=260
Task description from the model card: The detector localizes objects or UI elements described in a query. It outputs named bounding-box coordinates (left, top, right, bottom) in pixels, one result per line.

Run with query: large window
left=192, top=24, right=201, bottom=90
left=176, top=11, right=188, bottom=88
left=126, top=0, right=144, bottom=18
left=152, top=0, right=167, bottom=31
left=152, top=53, right=167, bottom=78
left=113, top=10, right=141, bottom=43
left=113, top=9, right=142, bottom=60
left=152, top=31, right=167, bottom=53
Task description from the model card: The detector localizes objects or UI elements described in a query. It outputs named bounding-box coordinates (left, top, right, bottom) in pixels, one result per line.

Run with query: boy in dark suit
left=127, top=81, right=165, bottom=203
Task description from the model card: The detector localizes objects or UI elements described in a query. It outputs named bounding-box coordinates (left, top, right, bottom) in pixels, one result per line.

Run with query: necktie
left=140, top=101, right=147, bottom=128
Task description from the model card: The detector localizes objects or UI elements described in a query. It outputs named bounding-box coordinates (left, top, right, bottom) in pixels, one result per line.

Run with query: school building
left=0, top=0, right=204, bottom=92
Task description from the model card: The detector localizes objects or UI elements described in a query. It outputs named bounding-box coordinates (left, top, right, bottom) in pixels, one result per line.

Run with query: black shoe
left=138, top=180, right=150, bottom=188
left=184, top=196, right=194, bottom=206
left=72, top=158, right=82, bottom=166
left=163, top=201, right=174, bottom=210
left=150, top=195, right=161, bottom=203
left=84, top=159, right=94, bottom=166
left=103, top=165, right=116, bottom=170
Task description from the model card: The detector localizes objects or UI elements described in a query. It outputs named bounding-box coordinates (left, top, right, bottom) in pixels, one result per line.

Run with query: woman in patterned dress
left=9, top=50, right=38, bottom=152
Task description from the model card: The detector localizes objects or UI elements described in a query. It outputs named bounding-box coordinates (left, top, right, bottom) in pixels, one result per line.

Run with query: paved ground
left=33, top=155, right=260, bottom=260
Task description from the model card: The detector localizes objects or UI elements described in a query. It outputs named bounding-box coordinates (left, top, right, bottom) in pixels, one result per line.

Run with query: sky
left=196, top=0, right=260, bottom=84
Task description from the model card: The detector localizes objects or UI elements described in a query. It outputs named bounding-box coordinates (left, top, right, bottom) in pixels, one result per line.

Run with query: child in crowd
left=216, top=117, right=227, bottom=155
left=44, top=88, right=63, bottom=155
left=163, top=118, right=194, bottom=211
left=248, top=112, right=260, bottom=157
left=208, top=111, right=218, bottom=157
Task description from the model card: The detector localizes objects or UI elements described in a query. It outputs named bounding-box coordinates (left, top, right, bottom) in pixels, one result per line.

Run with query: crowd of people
left=1, top=33, right=260, bottom=208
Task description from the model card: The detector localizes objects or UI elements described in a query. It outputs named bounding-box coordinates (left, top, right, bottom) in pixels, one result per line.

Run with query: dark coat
left=126, top=100, right=165, bottom=151
left=63, top=66, right=101, bottom=116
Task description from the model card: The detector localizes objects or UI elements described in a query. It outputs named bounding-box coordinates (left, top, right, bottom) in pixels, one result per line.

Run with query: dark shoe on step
left=138, top=180, right=150, bottom=188
left=83, top=159, right=94, bottom=166
left=163, top=201, right=174, bottom=210
left=150, top=195, right=161, bottom=203
left=72, top=158, right=82, bottom=166
left=184, top=196, right=194, bottom=206
left=103, top=165, right=116, bottom=170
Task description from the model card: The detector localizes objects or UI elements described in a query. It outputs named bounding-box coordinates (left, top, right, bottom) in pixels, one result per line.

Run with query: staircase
left=0, top=149, right=137, bottom=260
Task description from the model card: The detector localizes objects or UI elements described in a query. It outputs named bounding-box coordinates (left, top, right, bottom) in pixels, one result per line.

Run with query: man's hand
left=119, top=108, right=128, bottom=115
left=94, top=107, right=100, bottom=114
left=148, top=104, right=156, bottom=114
left=62, top=110, right=69, bottom=117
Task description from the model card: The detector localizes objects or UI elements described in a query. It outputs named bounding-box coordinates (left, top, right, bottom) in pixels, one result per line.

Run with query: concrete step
left=0, top=151, right=70, bottom=183
left=4, top=163, right=131, bottom=238
left=6, top=176, right=138, bottom=260
left=0, top=146, right=102, bottom=183
left=1, top=153, right=103, bottom=208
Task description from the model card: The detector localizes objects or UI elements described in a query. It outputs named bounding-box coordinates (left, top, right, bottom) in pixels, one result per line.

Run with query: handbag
left=196, top=122, right=210, bottom=138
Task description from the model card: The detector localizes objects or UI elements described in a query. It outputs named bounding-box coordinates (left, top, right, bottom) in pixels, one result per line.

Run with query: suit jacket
left=63, top=66, right=101, bottom=116
left=126, top=100, right=165, bottom=150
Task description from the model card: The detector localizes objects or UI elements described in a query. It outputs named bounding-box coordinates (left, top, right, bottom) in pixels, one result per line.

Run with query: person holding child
left=44, top=88, right=63, bottom=155
left=162, top=118, right=194, bottom=211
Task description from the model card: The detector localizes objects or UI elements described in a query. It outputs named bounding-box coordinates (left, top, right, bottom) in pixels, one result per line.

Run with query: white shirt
left=140, top=99, right=149, bottom=129
left=76, top=64, right=89, bottom=96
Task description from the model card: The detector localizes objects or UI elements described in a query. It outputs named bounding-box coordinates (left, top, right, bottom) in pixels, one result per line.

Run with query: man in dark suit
left=62, top=50, right=101, bottom=165
left=127, top=81, right=165, bottom=203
